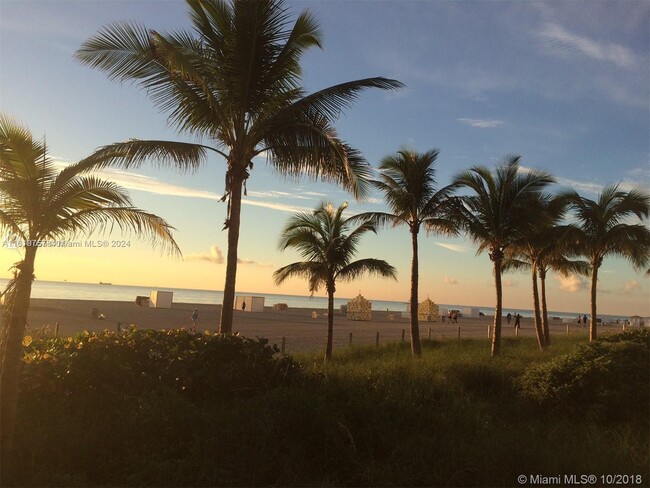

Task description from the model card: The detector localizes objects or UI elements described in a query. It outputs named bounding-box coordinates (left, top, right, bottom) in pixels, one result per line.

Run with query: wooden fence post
left=457, top=326, right=461, bottom=340
left=281, top=337, right=286, bottom=354
left=566, top=323, right=569, bottom=336
left=428, top=327, right=432, bottom=340
left=55, top=322, right=59, bottom=338
left=401, top=329, right=405, bottom=342
left=349, top=332, right=352, bottom=347
left=376, top=331, right=380, bottom=347
left=488, top=325, right=491, bottom=339
left=515, top=326, right=519, bottom=337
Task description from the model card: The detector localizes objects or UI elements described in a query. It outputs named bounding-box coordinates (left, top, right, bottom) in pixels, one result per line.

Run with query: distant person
left=242, top=300, right=247, bottom=312
left=576, top=316, right=581, bottom=326
left=514, top=314, right=521, bottom=329
left=191, top=309, right=199, bottom=331
left=583, top=314, right=588, bottom=326
left=506, top=313, right=512, bottom=324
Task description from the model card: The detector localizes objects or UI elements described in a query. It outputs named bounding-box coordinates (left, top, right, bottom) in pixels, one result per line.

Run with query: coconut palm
left=0, top=113, right=180, bottom=481
left=76, top=0, right=403, bottom=334
left=451, top=157, right=555, bottom=356
left=274, top=202, right=396, bottom=361
left=562, top=185, right=650, bottom=341
left=534, top=229, right=589, bottom=346
left=354, top=148, right=456, bottom=357
left=503, top=195, right=568, bottom=350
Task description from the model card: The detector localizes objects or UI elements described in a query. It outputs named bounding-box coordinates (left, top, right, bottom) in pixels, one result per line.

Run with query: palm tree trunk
left=539, top=269, right=551, bottom=346
left=590, top=264, right=599, bottom=342
left=325, top=284, right=334, bottom=362
left=491, top=252, right=503, bottom=357
left=1, top=246, right=37, bottom=484
left=531, top=268, right=546, bottom=351
left=219, top=174, right=244, bottom=334
left=410, top=228, right=422, bottom=357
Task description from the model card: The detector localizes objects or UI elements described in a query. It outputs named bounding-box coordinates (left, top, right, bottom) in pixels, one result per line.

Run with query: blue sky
left=1, top=0, right=648, bottom=316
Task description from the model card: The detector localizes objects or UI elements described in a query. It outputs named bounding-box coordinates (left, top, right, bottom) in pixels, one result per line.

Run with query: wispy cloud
left=539, top=22, right=639, bottom=70
left=556, top=274, right=588, bottom=293
left=186, top=245, right=272, bottom=268
left=623, top=280, right=641, bottom=292
left=186, top=245, right=224, bottom=264
left=443, top=275, right=458, bottom=285
left=457, top=118, right=504, bottom=129
left=435, top=242, right=470, bottom=253
left=53, top=159, right=310, bottom=214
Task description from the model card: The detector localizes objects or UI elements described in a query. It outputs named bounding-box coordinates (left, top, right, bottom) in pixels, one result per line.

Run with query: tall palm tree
left=534, top=228, right=589, bottom=346
left=75, top=0, right=403, bottom=334
left=562, top=185, right=650, bottom=341
left=354, top=148, right=456, bottom=357
left=274, top=202, right=396, bottom=361
left=0, top=113, right=180, bottom=482
left=503, top=195, right=567, bottom=350
left=451, top=157, right=555, bottom=356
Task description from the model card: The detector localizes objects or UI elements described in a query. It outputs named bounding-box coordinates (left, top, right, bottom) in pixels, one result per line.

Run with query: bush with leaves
left=20, top=327, right=303, bottom=401
left=518, top=329, right=649, bottom=422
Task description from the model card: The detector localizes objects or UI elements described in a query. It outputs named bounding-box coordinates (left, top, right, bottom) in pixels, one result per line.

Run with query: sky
left=0, top=0, right=649, bottom=316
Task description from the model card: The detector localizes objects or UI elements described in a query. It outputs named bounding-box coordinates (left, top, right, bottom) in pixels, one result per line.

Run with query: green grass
left=12, top=333, right=649, bottom=487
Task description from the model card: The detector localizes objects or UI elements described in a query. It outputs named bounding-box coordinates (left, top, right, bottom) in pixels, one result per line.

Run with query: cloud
left=186, top=245, right=224, bottom=264
left=557, top=274, right=588, bottom=293
left=623, top=280, right=640, bottom=292
left=539, top=22, right=639, bottom=70
left=53, top=159, right=311, bottom=214
left=435, top=242, right=470, bottom=253
left=443, top=275, right=458, bottom=285
left=502, top=278, right=518, bottom=288
left=457, top=118, right=504, bottom=129
left=186, top=245, right=273, bottom=268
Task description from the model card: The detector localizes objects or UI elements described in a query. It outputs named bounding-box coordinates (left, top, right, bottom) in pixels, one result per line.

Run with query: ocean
left=0, top=279, right=628, bottom=322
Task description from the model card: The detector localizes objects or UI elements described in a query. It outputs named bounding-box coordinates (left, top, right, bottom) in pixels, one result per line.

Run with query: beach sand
left=19, top=298, right=601, bottom=354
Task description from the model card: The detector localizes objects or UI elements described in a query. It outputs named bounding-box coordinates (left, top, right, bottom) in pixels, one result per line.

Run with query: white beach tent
left=235, top=296, right=265, bottom=312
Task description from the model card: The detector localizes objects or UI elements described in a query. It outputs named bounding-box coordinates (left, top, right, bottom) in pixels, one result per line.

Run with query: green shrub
left=20, top=327, right=303, bottom=401
left=518, top=329, right=649, bottom=422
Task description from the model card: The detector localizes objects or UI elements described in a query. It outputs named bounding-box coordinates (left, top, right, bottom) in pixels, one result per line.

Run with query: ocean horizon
left=0, top=278, right=633, bottom=322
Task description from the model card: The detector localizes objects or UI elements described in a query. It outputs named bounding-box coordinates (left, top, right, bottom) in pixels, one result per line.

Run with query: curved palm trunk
left=539, top=269, right=551, bottom=346
left=531, top=267, right=546, bottom=351
left=410, top=228, right=422, bottom=357
left=219, top=174, right=244, bottom=334
left=590, top=264, right=599, bottom=342
left=325, top=283, right=335, bottom=362
left=491, top=253, right=503, bottom=357
left=1, top=246, right=37, bottom=483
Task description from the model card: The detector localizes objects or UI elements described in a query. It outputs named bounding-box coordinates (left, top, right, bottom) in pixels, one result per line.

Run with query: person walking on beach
left=514, top=313, right=521, bottom=329
left=506, top=313, right=512, bottom=325
left=242, top=300, right=246, bottom=312
left=583, top=314, right=588, bottom=326
left=191, top=309, right=199, bottom=331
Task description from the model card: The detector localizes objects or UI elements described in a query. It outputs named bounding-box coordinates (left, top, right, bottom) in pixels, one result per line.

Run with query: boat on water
left=99, top=282, right=112, bottom=285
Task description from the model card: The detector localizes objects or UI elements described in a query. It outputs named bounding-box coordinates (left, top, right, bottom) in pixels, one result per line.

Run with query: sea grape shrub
left=518, top=329, right=649, bottom=422
left=20, top=328, right=303, bottom=402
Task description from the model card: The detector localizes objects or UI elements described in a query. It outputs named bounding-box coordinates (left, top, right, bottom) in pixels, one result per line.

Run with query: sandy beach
left=18, top=298, right=610, bottom=354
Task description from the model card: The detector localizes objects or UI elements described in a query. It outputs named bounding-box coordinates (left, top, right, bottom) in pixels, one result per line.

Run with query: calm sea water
left=0, top=279, right=627, bottom=321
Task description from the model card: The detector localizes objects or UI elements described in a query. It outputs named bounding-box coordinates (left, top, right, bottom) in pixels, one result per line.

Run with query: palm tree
left=274, top=202, right=396, bottom=361
left=451, top=157, right=555, bottom=356
left=0, top=113, right=180, bottom=482
left=503, top=195, right=567, bottom=350
left=562, top=185, right=650, bottom=341
left=534, top=228, right=589, bottom=346
left=354, top=148, right=456, bottom=357
left=75, top=0, right=403, bottom=334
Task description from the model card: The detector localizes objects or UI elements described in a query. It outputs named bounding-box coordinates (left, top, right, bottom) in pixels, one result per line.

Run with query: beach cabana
left=347, top=294, right=372, bottom=321
left=418, top=298, right=439, bottom=322
left=235, top=296, right=264, bottom=312
left=149, top=290, right=173, bottom=309
left=629, top=315, right=647, bottom=328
